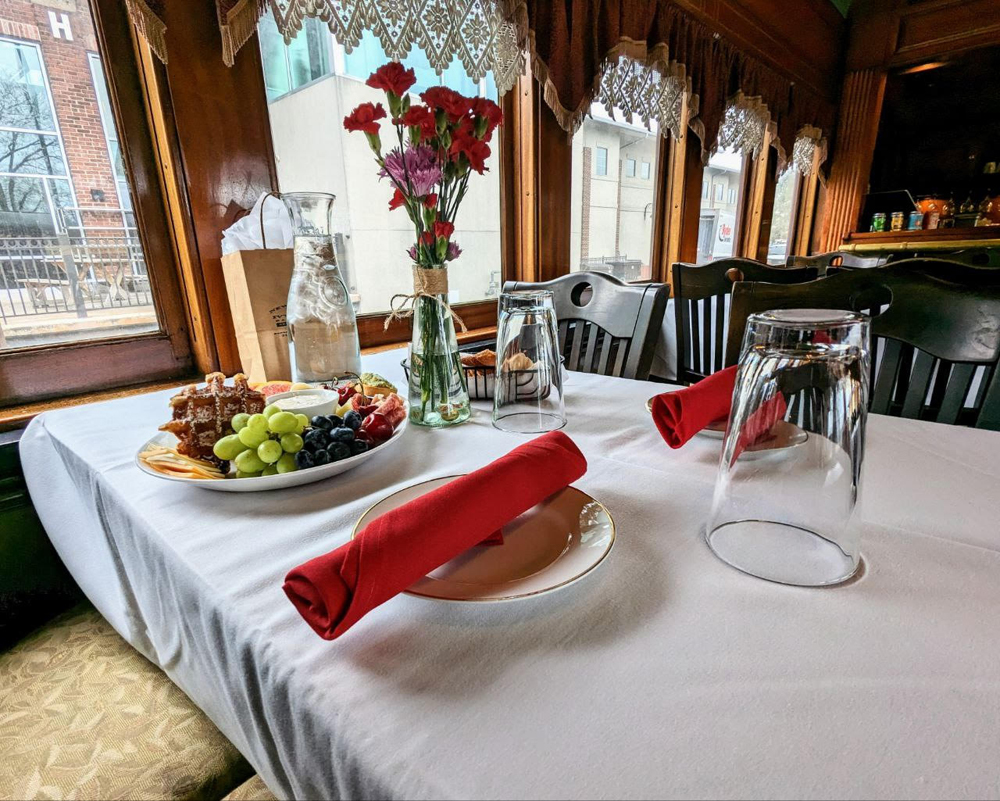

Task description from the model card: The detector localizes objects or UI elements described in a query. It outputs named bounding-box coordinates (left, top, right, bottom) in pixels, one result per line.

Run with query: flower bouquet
left=345, top=63, right=502, bottom=427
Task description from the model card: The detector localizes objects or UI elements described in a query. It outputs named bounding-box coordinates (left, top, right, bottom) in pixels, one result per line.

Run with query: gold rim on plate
left=351, top=475, right=616, bottom=603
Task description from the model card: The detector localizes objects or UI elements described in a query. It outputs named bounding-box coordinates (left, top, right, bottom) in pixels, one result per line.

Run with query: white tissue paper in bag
left=221, top=192, right=293, bottom=254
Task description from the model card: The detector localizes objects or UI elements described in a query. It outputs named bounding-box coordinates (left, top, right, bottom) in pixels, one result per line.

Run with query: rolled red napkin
left=651, top=365, right=737, bottom=448
left=283, top=430, right=587, bottom=639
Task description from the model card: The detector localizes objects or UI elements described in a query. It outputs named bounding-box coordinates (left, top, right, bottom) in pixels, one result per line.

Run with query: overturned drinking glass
left=705, top=309, right=870, bottom=586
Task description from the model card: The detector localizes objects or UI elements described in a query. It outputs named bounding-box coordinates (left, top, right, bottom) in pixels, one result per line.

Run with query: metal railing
left=0, top=232, right=152, bottom=322
left=580, top=255, right=644, bottom=282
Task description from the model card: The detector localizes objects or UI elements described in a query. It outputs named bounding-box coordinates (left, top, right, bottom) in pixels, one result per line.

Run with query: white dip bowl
left=265, top=388, right=339, bottom=419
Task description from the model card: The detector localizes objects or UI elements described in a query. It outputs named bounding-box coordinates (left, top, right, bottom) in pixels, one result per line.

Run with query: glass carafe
left=281, top=192, right=361, bottom=384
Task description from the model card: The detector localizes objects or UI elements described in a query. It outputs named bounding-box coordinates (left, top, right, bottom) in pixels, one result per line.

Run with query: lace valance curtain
left=124, top=0, right=829, bottom=175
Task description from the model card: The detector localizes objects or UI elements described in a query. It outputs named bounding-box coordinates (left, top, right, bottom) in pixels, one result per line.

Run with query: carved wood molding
left=819, top=69, right=887, bottom=251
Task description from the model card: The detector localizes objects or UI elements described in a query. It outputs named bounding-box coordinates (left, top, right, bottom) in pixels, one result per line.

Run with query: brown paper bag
left=221, top=248, right=294, bottom=383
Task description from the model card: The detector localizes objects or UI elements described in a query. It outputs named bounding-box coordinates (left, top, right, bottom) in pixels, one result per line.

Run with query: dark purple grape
left=326, top=414, right=344, bottom=428
left=343, top=410, right=362, bottom=430
left=310, top=415, right=333, bottom=430
left=327, top=442, right=351, bottom=461
left=304, top=429, right=330, bottom=449
left=294, top=450, right=315, bottom=469
left=350, top=439, right=369, bottom=455
left=331, top=426, right=354, bottom=443
left=312, top=449, right=332, bottom=466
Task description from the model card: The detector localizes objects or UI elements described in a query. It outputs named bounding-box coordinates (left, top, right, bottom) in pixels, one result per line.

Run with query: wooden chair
left=671, top=258, right=818, bottom=385
left=501, top=272, right=668, bottom=380
left=882, top=257, right=1000, bottom=286
left=787, top=251, right=888, bottom=271
left=929, top=249, right=1000, bottom=268
left=725, top=267, right=1000, bottom=430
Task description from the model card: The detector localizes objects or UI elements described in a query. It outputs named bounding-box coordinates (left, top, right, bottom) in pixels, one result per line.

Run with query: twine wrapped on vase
left=384, top=266, right=467, bottom=333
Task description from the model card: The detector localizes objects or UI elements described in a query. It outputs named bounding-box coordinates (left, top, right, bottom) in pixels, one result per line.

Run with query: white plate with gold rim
left=352, top=476, right=615, bottom=602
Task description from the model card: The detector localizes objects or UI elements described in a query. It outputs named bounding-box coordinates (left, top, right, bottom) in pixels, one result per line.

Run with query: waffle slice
left=160, top=372, right=265, bottom=460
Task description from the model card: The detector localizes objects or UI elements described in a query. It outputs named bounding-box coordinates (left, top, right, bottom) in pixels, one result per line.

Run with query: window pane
left=0, top=3, right=158, bottom=351
left=260, top=15, right=503, bottom=315
left=259, top=14, right=291, bottom=101
left=595, top=146, right=608, bottom=176
left=570, top=104, right=660, bottom=281
left=0, top=41, right=56, bottom=131
left=697, top=146, right=744, bottom=263
left=0, top=130, right=65, bottom=175
left=766, top=168, right=799, bottom=265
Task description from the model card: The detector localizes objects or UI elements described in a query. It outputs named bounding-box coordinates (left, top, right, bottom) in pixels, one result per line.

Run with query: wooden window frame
left=0, top=0, right=194, bottom=408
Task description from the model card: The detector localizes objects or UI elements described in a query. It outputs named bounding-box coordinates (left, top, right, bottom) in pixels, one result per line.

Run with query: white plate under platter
left=352, top=476, right=616, bottom=602
left=136, top=414, right=407, bottom=492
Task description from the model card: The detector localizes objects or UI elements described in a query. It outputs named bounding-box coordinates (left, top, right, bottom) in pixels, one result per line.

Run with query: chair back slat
left=871, top=339, right=902, bottom=416
left=937, top=363, right=977, bottom=425
left=503, top=272, right=667, bottom=380
left=727, top=266, right=1000, bottom=430
left=672, top=258, right=817, bottom=384
left=900, top=350, right=936, bottom=419
left=713, top=296, right=725, bottom=374
left=788, top=251, right=888, bottom=271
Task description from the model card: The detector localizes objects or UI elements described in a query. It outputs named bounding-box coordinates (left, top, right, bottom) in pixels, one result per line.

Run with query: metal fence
left=0, top=232, right=152, bottom=323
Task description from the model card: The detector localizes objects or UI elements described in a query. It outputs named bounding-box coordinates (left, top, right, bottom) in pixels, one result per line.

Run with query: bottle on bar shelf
left=960, top=194, right=976, bottom=215
left=890, top=211, right=905, bottom=231
left=975, top=191, right=995, bottom=227
left=870, top=212, right=886, bottom=232
left=940, top=194, right=956, bottom=228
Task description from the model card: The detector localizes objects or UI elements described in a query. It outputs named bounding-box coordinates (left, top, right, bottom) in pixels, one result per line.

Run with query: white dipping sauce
left=272, top=394, right=325, bottom=410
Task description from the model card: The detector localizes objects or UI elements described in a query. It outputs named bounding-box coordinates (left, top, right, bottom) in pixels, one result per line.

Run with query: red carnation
left=434, top=220, right=455, bottom=240
left=366, top=63, right=416, bottom=97
left=423, top=193, right=437, bottom=209
left=421, top=87, right=469, bottom=122
left=388, top=188, right=406, bottom=210
left=400, top=105, right=437, bottom=140
left=469, top=97, right=503, bottom=138
left=450, top=127, right=491, bottom=174
left=344, top=102, right=386, bottom=135
left=420, top=231, right=436, bottom=246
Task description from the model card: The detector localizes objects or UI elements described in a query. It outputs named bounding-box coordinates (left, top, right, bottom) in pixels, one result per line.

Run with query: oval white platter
left=353, top=476, right=615, bottom=602
left=136, top=414, right=407, bottom=492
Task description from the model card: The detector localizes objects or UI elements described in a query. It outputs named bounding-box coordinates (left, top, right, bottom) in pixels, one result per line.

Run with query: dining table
left=19, top=347, right=1000, bottom=800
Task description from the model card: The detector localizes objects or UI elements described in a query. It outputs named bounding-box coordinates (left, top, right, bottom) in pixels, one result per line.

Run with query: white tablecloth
left=20, top=350, right=1000, bottom=800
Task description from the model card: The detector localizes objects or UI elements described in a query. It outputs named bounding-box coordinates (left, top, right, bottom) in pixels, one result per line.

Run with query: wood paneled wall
left=159, top=3, right=277, bottom=376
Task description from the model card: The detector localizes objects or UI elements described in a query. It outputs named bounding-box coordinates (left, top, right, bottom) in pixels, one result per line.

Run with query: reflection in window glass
left=767, top=168, right=799, bottom=264
left=259, top=13, right=502, bottom=315
left=697, top=146, right=744, bottom=263
left=0, top=40, right=55, bottom=131
left=570, top=104, right=660, bottom=281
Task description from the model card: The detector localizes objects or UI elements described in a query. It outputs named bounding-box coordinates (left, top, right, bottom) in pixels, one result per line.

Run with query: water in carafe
left=282, top=193, right=361, bottom=384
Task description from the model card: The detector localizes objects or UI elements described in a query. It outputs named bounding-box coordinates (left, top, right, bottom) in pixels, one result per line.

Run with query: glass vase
left=408, top=289, right=470, bottom=427
left=281, top=192, right=362, bottom=384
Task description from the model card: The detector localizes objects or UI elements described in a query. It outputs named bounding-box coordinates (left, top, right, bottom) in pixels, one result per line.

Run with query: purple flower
left=407, top=245, right=418, bottom=262
left=380, top=145, right=441, bottom=197
left=446, top=241, right=462, bottom=261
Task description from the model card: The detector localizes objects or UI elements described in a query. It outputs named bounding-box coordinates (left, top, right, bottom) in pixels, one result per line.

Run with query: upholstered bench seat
left=0, top=604, right=252, bottom=800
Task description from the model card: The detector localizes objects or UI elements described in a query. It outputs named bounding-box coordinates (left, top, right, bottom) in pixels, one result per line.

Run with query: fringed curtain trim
left=124, top=0, right=167, bottom=64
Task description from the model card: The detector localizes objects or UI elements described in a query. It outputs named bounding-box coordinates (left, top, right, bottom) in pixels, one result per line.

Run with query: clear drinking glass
left=493, top=292, right=565, bottom=433
left=705, top=309, right=870, bottom=586
left=498, top=289, right=566, bottom=382
left=282, top=192, right=362, bottom=384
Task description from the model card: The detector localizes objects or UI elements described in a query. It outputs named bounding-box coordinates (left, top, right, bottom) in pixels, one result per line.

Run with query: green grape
left=279, top=433, right=303, bottom=454
left=234, top=449, right=266, bottom=474
left=268, top=411, right=299, bottom=434
left=263, top=403, right=282, bottom=419
left=247, top=413, right=268, bottom=431
left=235, top=469, right=261, bottom=479
left=237, top=426, right=268, bottom=449
left=257, top=439, right=283, bottom=464
left=276, top=453, right=297, bottom=474
left=231, top=413, right=250, bottom=433
left=212, top=434, right=246, bottom=461
left=295, top=413, right=309, bottom=429
left=261, top=464, right=279, bottom=476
